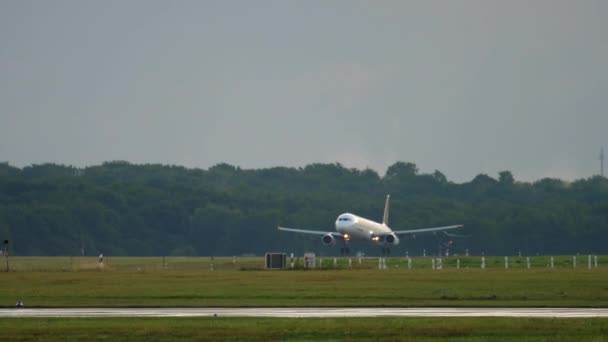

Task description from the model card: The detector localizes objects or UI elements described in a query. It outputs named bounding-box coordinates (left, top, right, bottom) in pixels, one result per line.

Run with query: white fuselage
left=335, top=213, right=392, bottom=242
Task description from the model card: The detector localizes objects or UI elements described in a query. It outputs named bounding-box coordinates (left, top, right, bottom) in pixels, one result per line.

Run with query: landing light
left=344, top=234, right=350, bottom=240
left=372, top=236, right=380, bottom=241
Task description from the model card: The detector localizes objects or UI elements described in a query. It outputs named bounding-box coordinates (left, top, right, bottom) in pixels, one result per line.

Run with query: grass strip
left=2, top=268, right=608, bottom=308
left=1, top=317, right=608, bottom=341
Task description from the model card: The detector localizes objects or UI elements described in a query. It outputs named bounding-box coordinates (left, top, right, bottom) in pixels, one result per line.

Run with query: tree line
left=0, top=161, right=606, bottom=256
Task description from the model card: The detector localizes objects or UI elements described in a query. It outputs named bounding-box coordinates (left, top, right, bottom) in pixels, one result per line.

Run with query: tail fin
left=382, top=194, right=390, bottom=226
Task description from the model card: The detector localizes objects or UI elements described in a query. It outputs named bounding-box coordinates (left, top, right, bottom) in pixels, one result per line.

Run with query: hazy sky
left=1, top=0, right=606, bottom=182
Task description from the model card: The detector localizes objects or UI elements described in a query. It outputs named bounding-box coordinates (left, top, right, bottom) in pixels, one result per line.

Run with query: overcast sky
left=1, top=1, right=606, bottom=182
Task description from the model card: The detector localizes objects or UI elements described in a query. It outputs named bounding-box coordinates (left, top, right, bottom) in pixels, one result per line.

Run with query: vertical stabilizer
left=382, top=195, right=390, bottom=226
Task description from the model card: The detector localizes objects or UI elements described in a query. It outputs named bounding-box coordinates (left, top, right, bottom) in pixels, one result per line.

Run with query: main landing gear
left=381, top=247, right=391, bottom=256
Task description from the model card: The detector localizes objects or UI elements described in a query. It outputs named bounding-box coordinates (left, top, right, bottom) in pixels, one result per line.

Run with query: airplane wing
left=442, top=230, right=471, bottom=238
left=389, top=224, right=463, bottom=236
left=278, top=226, right=344, bottom=238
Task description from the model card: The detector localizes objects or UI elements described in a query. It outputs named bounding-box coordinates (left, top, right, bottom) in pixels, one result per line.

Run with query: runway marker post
left=595, top=255, right=598, bottom=268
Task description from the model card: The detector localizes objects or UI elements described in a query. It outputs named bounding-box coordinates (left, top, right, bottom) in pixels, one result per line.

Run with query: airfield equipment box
left=265, top=253, right=287, bottom=269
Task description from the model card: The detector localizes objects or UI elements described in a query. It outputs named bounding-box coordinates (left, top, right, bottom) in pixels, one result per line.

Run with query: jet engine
left=321, top=234, right=336, bottom=246
left=384, top=233, right=400, bottom=246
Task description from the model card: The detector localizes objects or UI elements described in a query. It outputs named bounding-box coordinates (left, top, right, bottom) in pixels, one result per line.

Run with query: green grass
left=1, top=317, right=608, bottom=341
left=2, top=266, right=608, bottom=308
left=3, top=257, right=607, bottom=340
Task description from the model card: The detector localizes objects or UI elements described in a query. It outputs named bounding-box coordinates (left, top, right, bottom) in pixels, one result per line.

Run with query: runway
left=2, top=307, right=608, bottom=318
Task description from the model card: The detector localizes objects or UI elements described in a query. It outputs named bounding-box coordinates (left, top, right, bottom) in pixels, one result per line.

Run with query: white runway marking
left=1, top=308, right=608, bottom=318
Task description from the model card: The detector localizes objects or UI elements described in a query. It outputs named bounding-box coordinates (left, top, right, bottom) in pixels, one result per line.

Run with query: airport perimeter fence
left=2, top=255, right=608, bottom=272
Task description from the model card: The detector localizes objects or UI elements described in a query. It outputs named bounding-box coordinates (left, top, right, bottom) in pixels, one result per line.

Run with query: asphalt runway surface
left=1, top=307, right=608, bottom=318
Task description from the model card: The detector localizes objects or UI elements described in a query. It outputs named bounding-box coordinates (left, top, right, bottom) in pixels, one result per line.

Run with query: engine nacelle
left=385, top=233, right=400, bottom=246
left=322, top=234, right=336, bottom=246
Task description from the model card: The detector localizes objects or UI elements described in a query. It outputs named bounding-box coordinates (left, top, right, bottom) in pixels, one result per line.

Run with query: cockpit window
left=339, top=217, right=350, bottom=221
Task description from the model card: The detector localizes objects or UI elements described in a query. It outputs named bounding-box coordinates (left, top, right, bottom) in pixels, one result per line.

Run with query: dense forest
left=0, top=161, right=606, bottom=257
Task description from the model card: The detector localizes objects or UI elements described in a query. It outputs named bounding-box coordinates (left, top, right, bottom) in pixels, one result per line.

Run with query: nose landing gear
left=340, top=234, right=351, bottom=254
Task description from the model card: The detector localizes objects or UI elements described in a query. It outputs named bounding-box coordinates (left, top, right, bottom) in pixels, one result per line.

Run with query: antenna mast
left=601, top=147, right=605, bottom=177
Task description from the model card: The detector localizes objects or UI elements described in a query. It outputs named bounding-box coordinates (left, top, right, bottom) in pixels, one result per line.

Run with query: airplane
left=278, top=195, right=463, bottom=255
